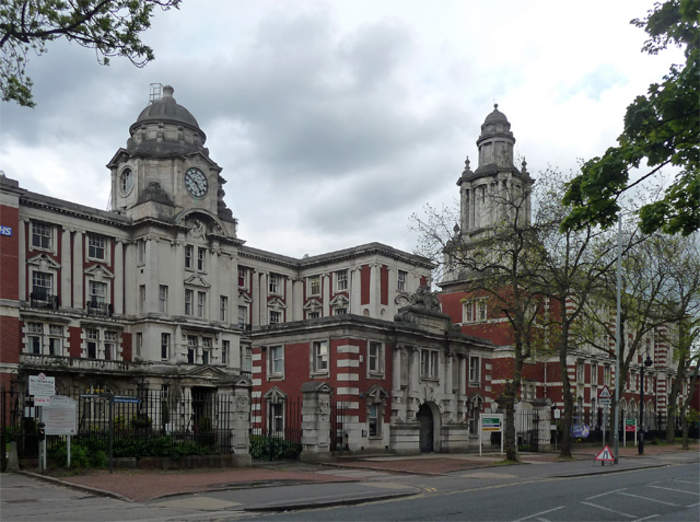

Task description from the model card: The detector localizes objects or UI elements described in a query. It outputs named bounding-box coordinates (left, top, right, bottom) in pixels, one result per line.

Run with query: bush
left=250, top=435, right=302, bottom=460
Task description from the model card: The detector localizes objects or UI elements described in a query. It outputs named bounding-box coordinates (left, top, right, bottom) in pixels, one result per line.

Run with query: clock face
left=119, top=168, right=134, bottom=195
left=184, top=167, right=208, bottom=198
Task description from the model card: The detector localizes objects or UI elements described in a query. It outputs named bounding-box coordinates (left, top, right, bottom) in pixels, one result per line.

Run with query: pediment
left=187, top=365, right=226, bottom=378
left=184, top=274, right=211, bottom=288
left=366, top=384, right=388, bottom=404
left=329, top=294, right=349, bottom=307
left=268, top=296, right=286, bottom=309
left=233, top=375, right=252, bottom=387
left=264, top=386, right=287, bottom=403
left=301, top=381, right=332, bottom=394
left=26, top=253, right=60, bottom=270
left=303, top=298, right=322, bottom=311
left=239, top=290, right=252, bottom=303
left=84, top=264, right=114, bottom=279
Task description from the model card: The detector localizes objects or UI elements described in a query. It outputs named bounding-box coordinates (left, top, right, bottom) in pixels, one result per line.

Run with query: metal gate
left=330, top=399, right=345, bottom=451
left=516, top=409, right=539, bottom=452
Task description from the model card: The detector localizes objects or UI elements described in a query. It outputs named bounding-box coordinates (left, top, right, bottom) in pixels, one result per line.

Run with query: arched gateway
left=417, top=401, right=441, bottom=452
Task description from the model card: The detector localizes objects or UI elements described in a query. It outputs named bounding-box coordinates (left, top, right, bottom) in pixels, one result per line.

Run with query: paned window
left=104, top=330, right=117, bottom=361
left=238, top=305, right=248, bottom=328
left=469, top=356, right=480, bottom=383
left=463, top=299, right=487, bottom=323
left=219, top=295, right=228, bottom=322
left=238, top=266, right=248, bottom=288
left=368, top=405, right=380, bottom=437
left=307, top=311, right=320, bottom=319
left=161, top=333, right=170, bottom=360
left=89, top=281, right=107, bottom=305
left=592, top=363, right=598, bottom=385
left=86, top=328, right=98, bottom=359
left=269, top=273, right=281, bottom=295
left=269, top=345, right=284, bottom=376
left=185, top=289, right=193, bottom=315
left=312, top=340, right=328, bottom=373
left=398, top=270, right=407, bottom=291
left=269, top=310, right=281, bottom=324
left=197, top=247, right=206, bottom=271
left=241, top=345, right=252, bottom=372
left=420, top=349, right=439, bottom=379
left=368, top=341, right=383, bottom=374
left=309, top=276, right=320, bottom=295
left=197, top=291, right=206, bottom=318
left=159, top=285, right=168, bottom=314
left=269, top=403, right=283, bottom=433
left=334, top=307, right=347, bottom=315
left=222, top=340, right=229, bottom=365
left=184, top=245, right=193, bottom=269
left=32, top=222, right=52, bottom=249
left=187, top=335, right=198, bottom=364
left=32, top=271, right=53, bottom=299
left=577, top=361, right=585, bottom=382
left=138, top=284, right=145, bottom=312
left=48, top=325, right=62, bottom=356
left=336, top=270, right=348, bottom=291
left=88, top=235, right=106, bottom=260
left=604, top=365, right=611, bottom=386
left=136, top=332, right=142, bottom=357
left=27, top=322, right=42, bottom=354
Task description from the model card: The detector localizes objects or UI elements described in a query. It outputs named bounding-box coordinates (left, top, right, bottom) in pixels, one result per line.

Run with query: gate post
left=231, top=376, right=252, bottom=466
left=301, top=382, right=332, bottom=461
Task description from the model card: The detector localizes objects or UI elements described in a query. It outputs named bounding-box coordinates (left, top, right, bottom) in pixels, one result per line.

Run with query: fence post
left=231, top=376, right=252, bottom=466
left=300, top=381, right=332, bottom=462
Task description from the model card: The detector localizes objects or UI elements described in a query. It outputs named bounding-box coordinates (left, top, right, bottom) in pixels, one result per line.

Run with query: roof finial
left=464, top=156, right=471, bottom=171
left=494, top=103, right=498, bottom=110
left=521, top=157, right=527, bottom=173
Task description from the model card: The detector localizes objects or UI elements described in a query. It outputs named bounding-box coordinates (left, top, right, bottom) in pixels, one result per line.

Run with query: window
left=136, top=332, right=143, bottom=357
left=27, top=323, right=42, bottom=354
left=222, top=340, right=229, bottom=365
left=469, top=356, right=480, bottom=383
left=89, top=281, right=107, bottom=307
left=241, top=345, right=252, bottom=372
left=32, top=271, right=52, bottom=299
left=307, top=310, right=320, bottom=319
left=604, top=365, right=611, bottom=386
left=312, top=340, right=328, bottom=373
left=592, top=363, right=598, bottom=385
left=104, top=330, right=117, bottom=361
left=161, top=333, right=170, bottom=360
left=159, top=285, right=168, bottom=314
left=185, top=245, right=193, bottom=269
left=268, top=402, right=283, bottom=433
left=86, top=328, right=98, bottom=359
left=269, top=310, right=281, bottom=324
left=269, top=345, right=284, bottom=376
left=268, top=274, right=282, bottom=294
left=48, top=325, right=62, bottom=356
left=477, top=301, right=487, bottom=321
left=577, top=361, right=585, bottom=383
left=309, top=276, right=320, bottom=296
left=201, top=337, right=212, bottom=365
left=139, top=284, right=146, bottom=313
left=197, top=247, right=206, bottom=271
left=238, top=305, right=248, bottom=328
left=187, top=335, right=197, bottom=364
left=336, top=270, right=348, bottom=291
left=398, top=270, right=407, bottom=292
left=137, top=240, right=145, bottom=265
left=238, top=266, right=248, bottom=288
left=368, top=405, right=380, bottom=437
left=185, top=289, right=193, bottom=315
left=420, top=349, right=439, bottom=379
left=32, top=222, right=51, bottom=249
left=88, top=235, right=106, bottom=260
left=368, top=341, right=383, bottom=374
left=197, top=291, right=206, bottom=318
left=219, top=295, right=228, bottom=322
left=463, top=299, right=487, bottom=323
left=334, top=307, right=347, bottom=315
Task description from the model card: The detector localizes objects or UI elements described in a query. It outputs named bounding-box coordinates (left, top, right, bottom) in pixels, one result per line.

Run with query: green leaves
left=1, top=0, right=180, bottom=107
left=562, top=0, right=699, bottom=236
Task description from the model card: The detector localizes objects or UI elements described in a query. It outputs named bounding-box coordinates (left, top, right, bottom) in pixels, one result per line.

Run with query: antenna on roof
left=148, top=82, right=163, bottom=103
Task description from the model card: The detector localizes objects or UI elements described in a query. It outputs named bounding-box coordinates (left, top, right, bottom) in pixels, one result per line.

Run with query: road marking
left=586, top=488, right=627, bottom=500
left=685, top=502, right=700, bottom=508
left=513, top=505, right=565, bottom=521
left=618, top=491, right=678, bottom=506
left=632, top=515, right=659, bottom=522
left=673, top=479, right=699, bottom=485
left=649, top=485, right=700, bottom=496
left=580, top=501, right=636, bottom=518
left=424, top=487, right=437, bottom=493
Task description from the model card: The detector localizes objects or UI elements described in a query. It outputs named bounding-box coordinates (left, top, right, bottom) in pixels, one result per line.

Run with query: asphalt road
left=238, top=463, right=700, bottom=522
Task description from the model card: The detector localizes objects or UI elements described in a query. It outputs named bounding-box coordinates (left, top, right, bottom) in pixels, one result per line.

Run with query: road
left=2, top=458, right=698, bottom=521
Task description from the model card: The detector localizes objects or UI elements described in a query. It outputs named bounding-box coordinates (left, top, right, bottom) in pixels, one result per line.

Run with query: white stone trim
left=252, top=415, right=262, bottom=423
left=337, top=401, right=359, bottom=409
left=337, top=373, right=359, bottom=381
left=337, top=359, right=359, bottom=368
left=251, top=366, right=261, bottom=374
left=251, top=403, right=261, bottom=411
left=337, top=345, right=359, bottom=354
left=252, top=378, right=261, bottom=386
left=251, top=391, right=261, bottom=398
left=337, top=387, right=359, bottom=395
left=252, top=353, right=262, bottom=361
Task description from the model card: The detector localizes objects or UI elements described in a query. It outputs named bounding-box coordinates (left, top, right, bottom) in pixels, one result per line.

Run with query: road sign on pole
left=595, top=445, right=615, bottom=463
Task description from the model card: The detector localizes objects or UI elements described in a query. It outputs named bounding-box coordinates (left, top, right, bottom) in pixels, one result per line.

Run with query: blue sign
left=0, top=225, right=12, bottom=237
left=571, top=423, right=590, bottom=438
left=113, top=396, right=140, bottom=404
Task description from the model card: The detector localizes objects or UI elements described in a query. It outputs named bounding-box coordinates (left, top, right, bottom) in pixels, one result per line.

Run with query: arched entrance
left=417, top=402, right=440, bottom=452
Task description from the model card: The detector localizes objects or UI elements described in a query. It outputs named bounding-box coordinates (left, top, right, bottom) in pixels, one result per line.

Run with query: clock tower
left=107, top=85, right=235, bottom=233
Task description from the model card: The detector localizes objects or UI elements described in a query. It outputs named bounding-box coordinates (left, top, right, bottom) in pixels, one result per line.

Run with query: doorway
left=417, top=403, right=434, bottom=452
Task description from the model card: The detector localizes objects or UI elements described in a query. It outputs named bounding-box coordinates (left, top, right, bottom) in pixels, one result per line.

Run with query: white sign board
left=41, top=395, right=77, bottom=435
left=29, top=373, right=55, bottom=405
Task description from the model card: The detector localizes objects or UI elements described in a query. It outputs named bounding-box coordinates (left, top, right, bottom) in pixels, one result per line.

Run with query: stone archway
left=417, top=402, right=441, bottom=452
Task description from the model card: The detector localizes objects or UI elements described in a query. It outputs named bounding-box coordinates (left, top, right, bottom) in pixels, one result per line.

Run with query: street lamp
left=638, top=353, right=653, bottom=455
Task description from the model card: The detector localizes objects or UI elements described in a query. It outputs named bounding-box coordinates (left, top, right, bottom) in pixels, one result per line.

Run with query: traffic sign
left=598, top=385, right=612, bottom=400
left=595, top=445, right=615, bottom=462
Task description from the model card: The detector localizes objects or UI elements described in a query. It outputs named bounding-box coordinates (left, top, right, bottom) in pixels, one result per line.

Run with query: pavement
left=12, top=442, right=700, bottom=512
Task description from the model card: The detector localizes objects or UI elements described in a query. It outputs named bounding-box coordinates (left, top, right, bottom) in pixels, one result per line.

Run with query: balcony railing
left=86, top=300, right=113, bottom=317
left=29, top=291, right=59, bottom=310
left=19, top=353, right=133, bottom=373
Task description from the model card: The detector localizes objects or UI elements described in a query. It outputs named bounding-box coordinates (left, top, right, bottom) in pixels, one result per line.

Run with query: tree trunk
left=503, top=381, right=517, bottom=461
left=666, top=376, right=681, bottom=443
left=559, top=344, right=573, bottom=458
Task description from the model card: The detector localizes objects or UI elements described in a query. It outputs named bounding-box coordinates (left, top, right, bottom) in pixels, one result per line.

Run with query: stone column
left=349, top=267, right=360, bottom=313
left=407, top=347, right=421, bottom=420
left=60, top=226, right=72, bottom=307
left=370, top=264, right=381, bottom=316
left=322, top=273, right=330, bottom=317
left=259, top=272, right=268, bottom=325
left=301, top=381, right=332, bottom=461
left=18, top=220, right=26, bottom=301
left=231, top=377, right=252, bottom=465
left=392, top=346, right=405, bottom=422
left=459, top=355, right=468, bottom=420
left=251, top=269, right=260, bottom=326
left=114, top=240, right=124, bottom=315
left=292, top=279, right=303, bottom=321
left=73, top=230, right=84, bottom=309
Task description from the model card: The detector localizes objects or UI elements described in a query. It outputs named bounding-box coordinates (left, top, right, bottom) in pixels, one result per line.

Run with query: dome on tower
left=483, top=104, right=509, bottom=125
left=131, top=85, right=201, bottom=133
left=477, top=103, right=514, bottom=146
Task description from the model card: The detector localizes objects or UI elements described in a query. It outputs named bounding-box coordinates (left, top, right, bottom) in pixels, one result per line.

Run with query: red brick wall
left=0, top=204, right=19, bottom=300
left=0, top=316, right=20, bottom=365
left=121, top=332, right=132, bottom=362
left=69, top=327, right=82, bottom=358
left=380, top=265, right=388, bottom=306
left=360, top=265, right=370, bottom=305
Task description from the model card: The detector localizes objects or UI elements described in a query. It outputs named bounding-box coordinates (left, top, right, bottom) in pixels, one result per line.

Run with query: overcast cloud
left=0, top=0, right=683, bottom=257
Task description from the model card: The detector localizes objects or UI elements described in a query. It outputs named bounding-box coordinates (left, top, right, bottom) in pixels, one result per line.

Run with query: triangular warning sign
left=598, top=385, right=611, bottom=400
left=595, top=445, right=615, bottom=461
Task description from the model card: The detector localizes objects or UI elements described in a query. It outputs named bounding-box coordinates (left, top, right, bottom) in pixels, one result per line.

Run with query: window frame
left=420, top=348, right=439, bottom=380
left=367, top=341, right=384, bottom=376
left=197, top=291, right=206, bottom=318
left=335, top=270, right=348, bottom=292
left=185, top=289, right=194, bottom=316
left=469, top=355, right=480, bottom=384
left=87, top=234, right=106, bottom=261
left=161, top=332, right=170, bottom=360
left=309, top=275, right=321, bottom=296
left=219, top=295, right=228, bottom=322
left=268, top=345, right=284, bottom=378
left=311, top=340, right=329, bottom=375
left=184, top=245, right=194, bottom=270
left=159, top=285, right=168, bottom=314
left=31, top=222, right=52, bottom=251
left=269, top=309, right=282, bottom=324
left=368, top=404, right=381, bottom=438
left=397, top=270, right=407, bottom=292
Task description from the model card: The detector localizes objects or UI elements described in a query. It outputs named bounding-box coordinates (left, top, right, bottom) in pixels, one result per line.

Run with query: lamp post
left=638, top=354, right=653, bottom=455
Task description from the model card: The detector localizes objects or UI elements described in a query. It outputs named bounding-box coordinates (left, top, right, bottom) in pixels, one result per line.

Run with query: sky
left=0, top=0, right=683, bottom=258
